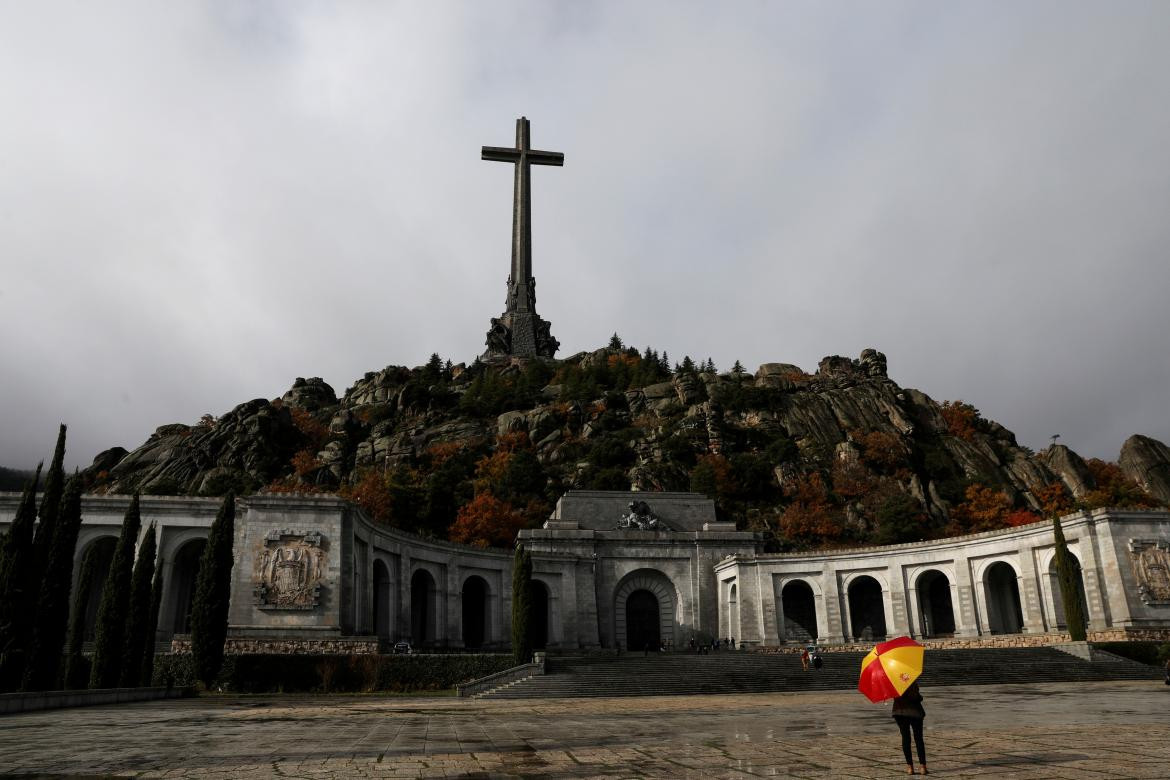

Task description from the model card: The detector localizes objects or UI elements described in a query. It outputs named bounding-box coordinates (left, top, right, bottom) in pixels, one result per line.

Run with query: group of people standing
left=687, top=636, right=736, bottom=654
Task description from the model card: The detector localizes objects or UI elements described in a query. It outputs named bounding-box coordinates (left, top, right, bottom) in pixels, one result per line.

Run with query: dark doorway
left=626, top=589, right=660, bottom=652
left=781, top=580, right=818, bottom=642
left=462, top=576, right=488, bottom=649
left=411, top=569, right=435, bottom=646
left=917, top=571, right=955, bottom=637
left=986, top=562, right=1024, bottom=634
left=79, top=537, right=118, bottom=641
left=170, top=539, right=206, bottom=635
left=848, top=576, right=886, bottom=642
left=1048, top=555, right=1088, bottom=631
left=529, top=580, right=549, bottom=650
left=372, top=560, right=390, bottom=639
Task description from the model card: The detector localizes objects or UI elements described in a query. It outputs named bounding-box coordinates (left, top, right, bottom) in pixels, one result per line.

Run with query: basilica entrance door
left=626, top=589, right=660, bottom=652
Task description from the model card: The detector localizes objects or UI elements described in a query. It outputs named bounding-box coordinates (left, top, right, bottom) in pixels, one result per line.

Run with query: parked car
left=393, top=640, right=413, bottom=655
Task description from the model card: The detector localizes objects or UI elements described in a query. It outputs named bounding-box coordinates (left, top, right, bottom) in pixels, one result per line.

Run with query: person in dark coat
left=891, top=681, right=927, bottom=775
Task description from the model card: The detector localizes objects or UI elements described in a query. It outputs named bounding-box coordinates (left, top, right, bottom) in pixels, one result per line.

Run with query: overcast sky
left=2, top=1, right=1168, bottom=472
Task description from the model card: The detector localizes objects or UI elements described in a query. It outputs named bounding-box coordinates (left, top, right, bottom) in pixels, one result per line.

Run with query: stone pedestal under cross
left=481, top=117, right=561, bottom=359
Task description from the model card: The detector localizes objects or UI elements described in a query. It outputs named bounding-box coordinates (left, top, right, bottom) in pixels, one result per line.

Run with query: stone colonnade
left=715, top=509, right=1170, bottom=647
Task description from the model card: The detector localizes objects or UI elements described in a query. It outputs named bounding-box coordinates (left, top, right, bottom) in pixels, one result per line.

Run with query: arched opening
left=78, top=537, right=118, bottom=641
left=725, top=584, right=734, bottom=640
left=372, top=560, right=390, bottom=639
left=916, top=570, right=955, bottom=638
left=781, top=580, right=818, bottom=642
left=985, top=562, right=1024, bottom=634
left=848, top=576, right=886, bottom=642
left=462, top=576, right=489, bottom=650
left=613, top=570, right=677, bottom=652
left=1048, top=554, right=1088, bottom=631
left=410, top=569, right=436, bottom=646
left=626, top=590, right=660, bottom=652
left=529, top=580, right=549, bottom=650
left=170, top=539, right=206, bottom=635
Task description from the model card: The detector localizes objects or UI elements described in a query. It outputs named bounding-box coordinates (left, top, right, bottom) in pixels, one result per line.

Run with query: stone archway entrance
left=613, top=570, right=677, bottom=652
left=461, top=576, right=488, bottom=650
left=170, top=539, right=206, bottom=636
left=847, top=576, right=886, bottom=642
left=78, top=537, right=118, bottom=641
left=410, top=569, right=436, bottom=646
left=530, top=580, right=549, bottom=650
left=780, top=580, right=818, bottom=642
left=917, top=570, right=956, bottom=638
left=1048, top=554, right=1088, bottom=631
left=985, top=562, right=1024, bottom=634
left=626, top=590, right=660, bottom=652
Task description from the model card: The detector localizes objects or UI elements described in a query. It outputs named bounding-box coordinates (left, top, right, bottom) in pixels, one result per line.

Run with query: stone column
left=756, top=567, right=778, bottom=647
left=1016, top=554, right=1045, bottom=633
left=443, top=564, right=459, bottom=649
left=1073, top=519, right=1109, bottom=630
left=951, top=557, right=980, bottom=637
left=396, top=552, right=412, bottom=641
left=905, top=586, right=921, bottom=638
left=821, top=567, right=845, bottom=643
left=887, top=567, right=911, bottom=637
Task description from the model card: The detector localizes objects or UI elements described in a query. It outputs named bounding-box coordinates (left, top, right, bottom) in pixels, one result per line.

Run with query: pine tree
left=63, top=544, right=100, bottom=690
left=511, top=545, right=533, bottom=664
left=0, top=463, right=43, bottom=691
left=120, top=523, right=157, bottom=687
left=140, top=562, right=164, bottom=686
left=660, top=351, right=670, bottom=373
left=1052, top=514, right=1087, bottom=641
left=680, top=355, right=696, bottom=374
left=608, top=333, right=623, bottom=350
left=732, top=360, right=745, bottom=375
left=190, top=494, right=236, bottom=689
left=424, top=352, right=443, bottom=381
left=22, top=473, right=84, bottom=691
left=90, top=494, right=141, bottom=689
left=29, top=426, right=67, bottom=604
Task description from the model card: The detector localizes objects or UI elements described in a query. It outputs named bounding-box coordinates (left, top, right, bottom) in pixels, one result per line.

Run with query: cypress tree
left=511, top=544, right=533, bottom=664
left=63, top=544, right=100, bottom=690
left=30, top=426, right=67, bottom=588
left=120, top=523, right=157, bottom=687
left=190, top=493, right=236, bottom=689
left=0, top=463, right=43, bottom=691
left=22, top=473, right=84, bottom=691
left=140, top=560, right=164, bottom=686
left=89, top=494, right=141, bottom=689
left=1052, top=513, right=1087, bottom=641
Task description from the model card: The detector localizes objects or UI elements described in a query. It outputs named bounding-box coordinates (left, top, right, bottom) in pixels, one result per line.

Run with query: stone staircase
left=476, top=647, right=1161, bottom=699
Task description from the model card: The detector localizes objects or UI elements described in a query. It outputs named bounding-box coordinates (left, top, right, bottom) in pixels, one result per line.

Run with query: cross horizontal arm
left=481, top=146, right=564, bottom=166
left=482, top=146, right=521, bottom=163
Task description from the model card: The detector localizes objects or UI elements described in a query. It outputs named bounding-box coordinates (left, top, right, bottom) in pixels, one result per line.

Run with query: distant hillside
left=83, top=344, right=1170, bottom=551
left=0, top=466, right=39, bottom=492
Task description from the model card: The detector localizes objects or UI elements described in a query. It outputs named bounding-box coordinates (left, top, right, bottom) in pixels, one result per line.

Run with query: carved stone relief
left=254, top=529, right=325, bottom=610
left=1128, top=539, right=1170, bottom=606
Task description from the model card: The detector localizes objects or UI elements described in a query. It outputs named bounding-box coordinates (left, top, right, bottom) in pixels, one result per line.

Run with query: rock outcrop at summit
left=1120, top=434, right=1170, bottom=505
left=80, top=347, right=1167, bottom=550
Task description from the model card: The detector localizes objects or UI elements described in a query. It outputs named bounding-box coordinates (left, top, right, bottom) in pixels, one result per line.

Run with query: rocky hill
left=82, top=346, right=1170, bottom=550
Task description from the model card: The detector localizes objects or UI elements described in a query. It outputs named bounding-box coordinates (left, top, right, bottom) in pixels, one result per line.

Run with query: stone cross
left=482, top=117, right=563, bottom=315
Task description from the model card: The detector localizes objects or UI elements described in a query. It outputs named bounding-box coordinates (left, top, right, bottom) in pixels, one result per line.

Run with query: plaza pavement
left=0, top=680, right=1167, bottom=778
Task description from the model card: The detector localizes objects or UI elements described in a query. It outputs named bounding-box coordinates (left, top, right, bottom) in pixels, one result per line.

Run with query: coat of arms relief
left=254, top=529, right=325, bottom=610
left=1128, top=539, right=1170, bottom=606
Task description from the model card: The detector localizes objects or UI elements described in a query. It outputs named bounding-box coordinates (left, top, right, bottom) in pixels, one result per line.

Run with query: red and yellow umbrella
left=857, top=636, right=924, bottom=703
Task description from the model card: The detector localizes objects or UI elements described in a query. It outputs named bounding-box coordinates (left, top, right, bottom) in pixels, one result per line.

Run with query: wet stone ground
left=0, top=681, right=1167, bottom=778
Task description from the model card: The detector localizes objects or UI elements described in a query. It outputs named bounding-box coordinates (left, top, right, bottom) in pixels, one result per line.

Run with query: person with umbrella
left=857, top=636, right=928, bottom=775
left=892, top=680, right=928, bottom=774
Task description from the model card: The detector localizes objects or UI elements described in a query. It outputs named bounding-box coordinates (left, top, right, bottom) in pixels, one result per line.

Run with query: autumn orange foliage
left=778, top=472, right=844, bottom=541
left=291, top=449, right=320, bottom=477
left=851, top=430, right=908, bottom=472
left=1082, top=459, right=1160, bottom=509
left=949, top=483, right=1013, bottom=533
left=940, top=401, right=979, bottom=441
left=339, top=469, right=395, bottom=524
left=1033, top=482, right=1073, bottom=517
left=448, top=492, right=528, bottom=549
left=290, top=407, right=329, bottom=447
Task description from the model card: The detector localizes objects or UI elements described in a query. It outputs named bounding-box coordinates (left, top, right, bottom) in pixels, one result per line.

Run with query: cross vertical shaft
left=481, top=117, right=563, bottom=358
